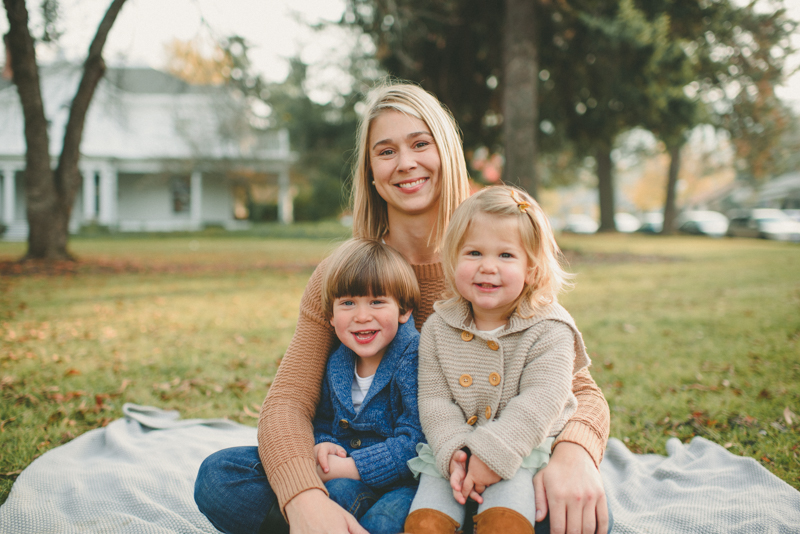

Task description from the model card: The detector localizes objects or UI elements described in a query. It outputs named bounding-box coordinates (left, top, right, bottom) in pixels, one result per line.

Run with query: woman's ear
left=398, top=309, right=413, bottom=324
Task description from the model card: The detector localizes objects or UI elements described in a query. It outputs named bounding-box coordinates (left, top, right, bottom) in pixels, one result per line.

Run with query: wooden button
left=487, top=340, right=499, bottom=351
left=485, top=406, right=492, bottom=419
left=461, top=331, right=474, bottom=342
left=350, top=438, right=362, bottom=449
left=488, top=372, right=501, bottom=386
left=467, top=415, right=478, bottom=426
left=339, top=419, right=349, bottom=429
left=459, top=374, right=473, bottom=387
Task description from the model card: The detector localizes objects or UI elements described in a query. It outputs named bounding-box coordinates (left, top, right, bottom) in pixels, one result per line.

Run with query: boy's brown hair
left=321, top=238, right=421, bottom=321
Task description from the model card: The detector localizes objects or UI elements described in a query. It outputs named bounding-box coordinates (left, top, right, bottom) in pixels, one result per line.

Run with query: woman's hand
left=533, top=442, right=609, bottom=534
left=314, top=442, right=347, bottom=474
left=285, top=489, right=368, bottom=534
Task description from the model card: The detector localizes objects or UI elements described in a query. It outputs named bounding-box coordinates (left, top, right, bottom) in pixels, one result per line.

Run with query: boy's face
left=330, top=295, right=412, bottom=362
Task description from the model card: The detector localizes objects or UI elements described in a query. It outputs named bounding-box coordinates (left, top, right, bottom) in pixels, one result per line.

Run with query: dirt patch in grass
left=0, top=249, right=680, bottom=277
left=0, top=259, right=319, bottom=277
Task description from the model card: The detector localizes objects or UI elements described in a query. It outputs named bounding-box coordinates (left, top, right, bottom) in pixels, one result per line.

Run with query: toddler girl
left=405, top=185, right=591, bottom=534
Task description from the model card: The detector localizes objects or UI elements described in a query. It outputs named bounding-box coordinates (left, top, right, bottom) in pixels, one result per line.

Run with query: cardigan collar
left=327, top=315, right=417, bottom=416
left=432, top=297, right=573, bottom=337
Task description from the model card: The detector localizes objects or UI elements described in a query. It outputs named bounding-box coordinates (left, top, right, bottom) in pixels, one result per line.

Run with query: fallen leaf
left=243, top=405, right=260, bottom=418
left=785, top=407, right=796, bottom=426
left=65, top=369, right=81, bottom=376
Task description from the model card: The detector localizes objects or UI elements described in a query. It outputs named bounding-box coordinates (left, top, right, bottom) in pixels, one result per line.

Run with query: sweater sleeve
left=257, top=258, right=339, bottom=512
left=465, top=321, right=578, bottom=480
left=554, top=366, right=610, bottom=466
left=417, top=317, right=474, bottom=479
left=351, top=342, right=426, bottom=488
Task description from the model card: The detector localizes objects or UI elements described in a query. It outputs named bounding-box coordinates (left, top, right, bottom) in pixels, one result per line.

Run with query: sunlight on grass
left=1, top=232, right=798, bottom=504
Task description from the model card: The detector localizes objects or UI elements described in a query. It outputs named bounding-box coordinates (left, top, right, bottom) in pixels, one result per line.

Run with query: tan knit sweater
left=258, top=258, right=610, bottom=512
left=419, top=298, right=590, bottom=480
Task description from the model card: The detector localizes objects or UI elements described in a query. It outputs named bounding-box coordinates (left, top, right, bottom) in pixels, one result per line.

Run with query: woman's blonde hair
left=441, top=185, right=572, bottom=313
left=321, top=238, right=421, bottom=321
left=350, top=80, right=471, bottom=250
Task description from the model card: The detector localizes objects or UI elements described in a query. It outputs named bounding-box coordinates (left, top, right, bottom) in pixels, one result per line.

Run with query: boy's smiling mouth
left=352, top=330, right=379, bottom=344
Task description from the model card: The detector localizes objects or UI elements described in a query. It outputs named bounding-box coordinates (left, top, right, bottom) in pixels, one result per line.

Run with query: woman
left=195, top=82, right=610, bottom=534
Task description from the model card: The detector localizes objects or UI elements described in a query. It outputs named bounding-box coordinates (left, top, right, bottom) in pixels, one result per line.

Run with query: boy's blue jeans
left=194, top=446, right=414, bottom=534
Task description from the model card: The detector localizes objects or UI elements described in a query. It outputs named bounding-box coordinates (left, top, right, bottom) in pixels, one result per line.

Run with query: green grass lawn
left=1, top=231, right=798, bottom=505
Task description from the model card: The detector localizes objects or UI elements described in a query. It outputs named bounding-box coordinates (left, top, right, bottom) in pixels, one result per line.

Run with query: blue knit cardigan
left=312, top=316, right=424, bottom=489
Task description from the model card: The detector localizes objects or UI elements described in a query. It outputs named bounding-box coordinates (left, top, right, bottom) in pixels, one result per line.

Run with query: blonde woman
left=194, top=82, right=611, bottom=534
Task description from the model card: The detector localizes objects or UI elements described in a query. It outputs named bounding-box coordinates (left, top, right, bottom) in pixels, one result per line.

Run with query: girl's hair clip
left=510, top=189, right=530, bottom=213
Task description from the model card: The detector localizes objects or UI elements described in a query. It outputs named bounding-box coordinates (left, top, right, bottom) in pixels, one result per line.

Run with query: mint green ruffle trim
left=407, top=437, right=555, bottom=480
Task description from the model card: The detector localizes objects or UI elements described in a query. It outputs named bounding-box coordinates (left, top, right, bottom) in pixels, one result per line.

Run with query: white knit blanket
left=0, top=404, right=798, bottom=533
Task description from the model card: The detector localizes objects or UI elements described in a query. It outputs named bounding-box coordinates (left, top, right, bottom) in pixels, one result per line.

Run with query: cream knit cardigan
left=418, top=297, right=591, bottom=480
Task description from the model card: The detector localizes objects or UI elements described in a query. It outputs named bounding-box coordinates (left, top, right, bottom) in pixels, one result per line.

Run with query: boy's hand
left=449, top=449, right=480, bottom=505
left=461, top=455, right=501, bottom=504
left=314, top=442, right=347, bottom=474
left=317, top=455, right=361, bottom=483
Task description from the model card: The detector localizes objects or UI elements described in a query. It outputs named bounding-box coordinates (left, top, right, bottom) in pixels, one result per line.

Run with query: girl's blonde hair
left=321, top=238, right=421, bottom=321
left=441, top=185, right=572, bottom=313
left=350, top=80, right=471, bottom=250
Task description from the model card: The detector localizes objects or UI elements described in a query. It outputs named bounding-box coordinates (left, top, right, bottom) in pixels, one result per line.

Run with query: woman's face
left=368, top=110, right=442, bottom=221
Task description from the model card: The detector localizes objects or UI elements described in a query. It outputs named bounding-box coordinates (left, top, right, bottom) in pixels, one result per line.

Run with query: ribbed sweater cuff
left=553, top=421, right=605, bottom=467
left=273, top=457, right=328, bottom=515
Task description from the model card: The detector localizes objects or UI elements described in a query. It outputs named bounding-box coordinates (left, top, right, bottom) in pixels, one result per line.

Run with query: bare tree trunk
left=3, top=0, right=57, bottom=258
left=502, top=0, right=538, bottom=199
left=3, top=0, right=128, bottom=260
left=661, top=143, right=682, bottom=235
left=596, top=146, right=616, bottom=232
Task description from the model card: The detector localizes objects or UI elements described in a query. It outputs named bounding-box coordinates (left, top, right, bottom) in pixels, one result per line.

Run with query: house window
left=171, top=176, right=191, bottom=213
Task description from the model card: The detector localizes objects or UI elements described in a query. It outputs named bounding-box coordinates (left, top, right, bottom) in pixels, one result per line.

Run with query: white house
left=0, top=63, right=295, bottom=241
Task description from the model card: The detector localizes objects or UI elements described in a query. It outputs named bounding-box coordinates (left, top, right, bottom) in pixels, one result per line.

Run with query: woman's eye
left=378, top=148, right=395, bottom=156
left=414, top=141, right=430, bottom=149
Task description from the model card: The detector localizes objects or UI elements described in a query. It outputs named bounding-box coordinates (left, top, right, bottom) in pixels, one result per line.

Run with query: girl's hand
left=449, top=450, right=473, bottom=505
left=461, top=455, right=501, bottom=503
left=313, top=442, right=347, bottom=473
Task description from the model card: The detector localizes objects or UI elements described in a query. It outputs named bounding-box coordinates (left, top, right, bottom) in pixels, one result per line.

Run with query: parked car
left=615, top=212, right=641, bottom=233
left=677, top=210, right=729, bottom=238
left=726, top=209, right=800, bottom=242
left=562, top=214, right=598, bottom=234
left=637, top=212, right=664, bottom=234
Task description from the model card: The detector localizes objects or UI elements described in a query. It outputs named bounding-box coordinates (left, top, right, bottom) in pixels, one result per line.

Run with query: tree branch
left=57, top=0, right=128, bottom=201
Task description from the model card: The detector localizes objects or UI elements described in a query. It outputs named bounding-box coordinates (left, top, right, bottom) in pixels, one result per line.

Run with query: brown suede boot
left=404, top=508, right=461, bottom=534
left=473, top=507, right=534, bottom=534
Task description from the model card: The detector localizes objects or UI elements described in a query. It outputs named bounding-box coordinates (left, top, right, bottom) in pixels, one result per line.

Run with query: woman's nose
left=397, top=148, right=417, bottom=172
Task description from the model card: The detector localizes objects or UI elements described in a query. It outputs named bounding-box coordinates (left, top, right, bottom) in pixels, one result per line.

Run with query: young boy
left=311, top=238, right=424, bottom=534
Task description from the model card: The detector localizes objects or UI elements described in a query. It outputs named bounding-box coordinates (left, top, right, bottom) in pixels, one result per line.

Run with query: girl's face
left=454, top=213, right=530, bottom=330
left=368, top=110, right=442, bottom=221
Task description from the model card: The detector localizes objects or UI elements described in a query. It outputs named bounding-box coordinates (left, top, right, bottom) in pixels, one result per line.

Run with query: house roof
left=0, top=64, right=291, bottom=169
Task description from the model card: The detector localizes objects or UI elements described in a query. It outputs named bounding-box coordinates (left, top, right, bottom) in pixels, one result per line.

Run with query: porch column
left=190, top=170, right=202, bottom=226
left=2, top=165, right=15, bottom=225
left=277, top=166, right=293, bottom=225
left=98, top=165, right=118, bottom=226
left=81, top=166, right=97, bottom=221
